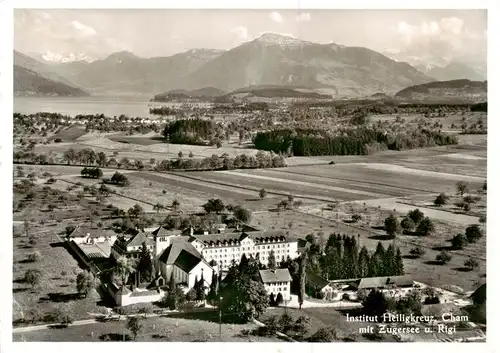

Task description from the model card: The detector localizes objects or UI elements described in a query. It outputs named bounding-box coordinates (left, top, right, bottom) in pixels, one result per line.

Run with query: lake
left=14, top=96, right=189, bottom=118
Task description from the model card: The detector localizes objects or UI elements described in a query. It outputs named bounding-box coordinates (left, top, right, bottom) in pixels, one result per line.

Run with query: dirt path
left=219, top=170, right=391, bottom=199
left=358, top=163, right=485, bottom=183
left=358, top=198, right=479, bottom=226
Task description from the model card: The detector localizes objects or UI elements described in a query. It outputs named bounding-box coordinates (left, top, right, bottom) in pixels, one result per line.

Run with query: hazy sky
left=14, top=9, right=487, bottom=63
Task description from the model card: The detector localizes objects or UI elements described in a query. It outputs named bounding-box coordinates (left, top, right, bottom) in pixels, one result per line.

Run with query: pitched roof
left=126, top=232, right=155, bottom=248
left=152, top=226, right=181, bottom=238
left=193, top=229, right=291, bottom=247
left=68, top=226, right=115, bottom=239
left=116, top=285, right=131, bottom=295
left=174, top=249, right=202, bottom=273
left=259, top=269, right=292, bottom=283
left=306, top=271, right=330, bottom=289
left=130, top=289, right=160, bottom=297
left=158, top=239, right=201, bottom=265
left=357, top=275, right=413, bottom=289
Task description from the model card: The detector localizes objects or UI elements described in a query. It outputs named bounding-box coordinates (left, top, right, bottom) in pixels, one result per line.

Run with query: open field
left=13, top=314, right=278, bottom=342
left=369, top=112, right=487, bottom=132
left=185, top=160, right=485, bottom=201
left=250, top=208, right=485, bottom=292
left=34, top=134, right=259, bottom=162
left=12, top=224, right=105, bottom=324
left=285, top=141, right=486, bottom=177
left=14, top=116, right=487, bottom=306
left=400, top=193, right=486, bottom=218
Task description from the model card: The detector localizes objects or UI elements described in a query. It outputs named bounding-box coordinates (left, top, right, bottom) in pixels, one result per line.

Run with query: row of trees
left=279, top=234, right=405, bottom=299
left=253, top=127, right=458, bottom=156
left=384, top=209, right=435, bottom=237
left=16, top=147, right=286, bottom=171
left=80, top=167, right=103, bottom=179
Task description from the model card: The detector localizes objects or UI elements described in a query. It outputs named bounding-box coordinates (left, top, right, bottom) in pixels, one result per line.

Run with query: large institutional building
left=106, top=225, right=299, bottom=302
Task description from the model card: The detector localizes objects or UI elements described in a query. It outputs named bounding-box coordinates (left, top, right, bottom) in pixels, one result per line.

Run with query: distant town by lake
left=13, top=96, right=185, bottom=118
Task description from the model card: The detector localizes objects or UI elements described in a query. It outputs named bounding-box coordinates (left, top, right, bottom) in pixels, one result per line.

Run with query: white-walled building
left=259, top=269, right=293, bottom=301
left=67, top=226, right=117, bottom=245
left=107, top=225, right=299, bottom=305
left=156, top=237, right=213, bottom=291
left=189, top=230, right=299, bottom=272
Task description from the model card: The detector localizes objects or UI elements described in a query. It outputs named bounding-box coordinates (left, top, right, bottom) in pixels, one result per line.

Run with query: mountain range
left=384, top=50, right=487, bottom=82
left=13, top=33, right=487, bottom=98
left=14, top=65, right=89, bottom=97
left=395, top=79, right=487, bottom=102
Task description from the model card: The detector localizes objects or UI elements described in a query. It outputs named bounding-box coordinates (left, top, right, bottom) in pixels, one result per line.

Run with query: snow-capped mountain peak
left=255, top=32, right=311, bottom=47
left=41, top=51, right=97, bottom=63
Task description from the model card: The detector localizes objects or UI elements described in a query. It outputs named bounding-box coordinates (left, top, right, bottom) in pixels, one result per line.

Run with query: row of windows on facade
left=217, top=257, right=287, bottom=269
left=201, top=243, right=291, bottom=253
left=267, top=286, right=288, bottom=292
left=209, top=254, right=288, bottom=264
left=267, top=281, right=289, bottom=286
left=204, top=249, right=290, bottom=258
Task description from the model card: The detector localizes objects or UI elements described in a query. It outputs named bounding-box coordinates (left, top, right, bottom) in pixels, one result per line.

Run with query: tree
left=153, top=203, right=164, bottom=214
left=51, top=306, right=74, bottom=327
left=351, top=214, right=362, bottom=223
left=482, top=180, right=487, bottom=192
left=127, top=316, right=143, bottom=340
left=434, top=193, right=449, bottom=206
left=76, top=270, right=95, bottom=298
left=394, top=248, right=404, bottom=275
left=465, top=224, right=483, bottom=243
left=293, top=315, right=311, bottom=337
left=163, top=277, right=186, bottom=309
left=115, top=256, right=137, bottom=285
left=195, top=276, right=206, bottom=301
left=384, top=214, right=401, bottom=238
left=27, top=250, right=41, bottom=263
left=233, top=206, right=251, bottom=227
left=259, top=188, right=267, bottom=200
left=127, top=204, right=144, bottom=219
left=269, top=293, right=276, bottom=306
left=207, top=270, right=219, bottom=300
left=396, top=290, right=422, bottom=315
left=97, top=152, right=107, bottom=167
left=110, top=172, right=130, bottom=186
left=309, top=327, right=338, bottom=342
left=400, top=216, right=415, bottom=233
left=220, top=274, right=269, bottom=323
left=24, top=269, right=42, bottom=290
left=436, top=251, right=452, bottom=265
left=451, top=233, right=467, bottom=250
left=186, top=289, right=197, bottom=302
left=171, top=199, right=180, bottom=212
left=275, top=292, right=284, bottom=306
left=202, top=198, right=226, bottom=214
left=416, top=217, right=435, bottom=236
left=136, top=242, right=153, bottom=283
left=298, top=252, right=307, bottom=310
left=26, top=307, right=43, bottom=325
left=407, top=209, right=424, bottom=224
left=98, top=184, right=110, bottom=196
left=456, top=181, right=469, bottom=196
left=268, top=250, right=277, bottom=269
left=464, top=258, right=479, bottom=271
left=362, top=289, right=389, bottom=319
left=479, top=215, right=486, bottom=224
